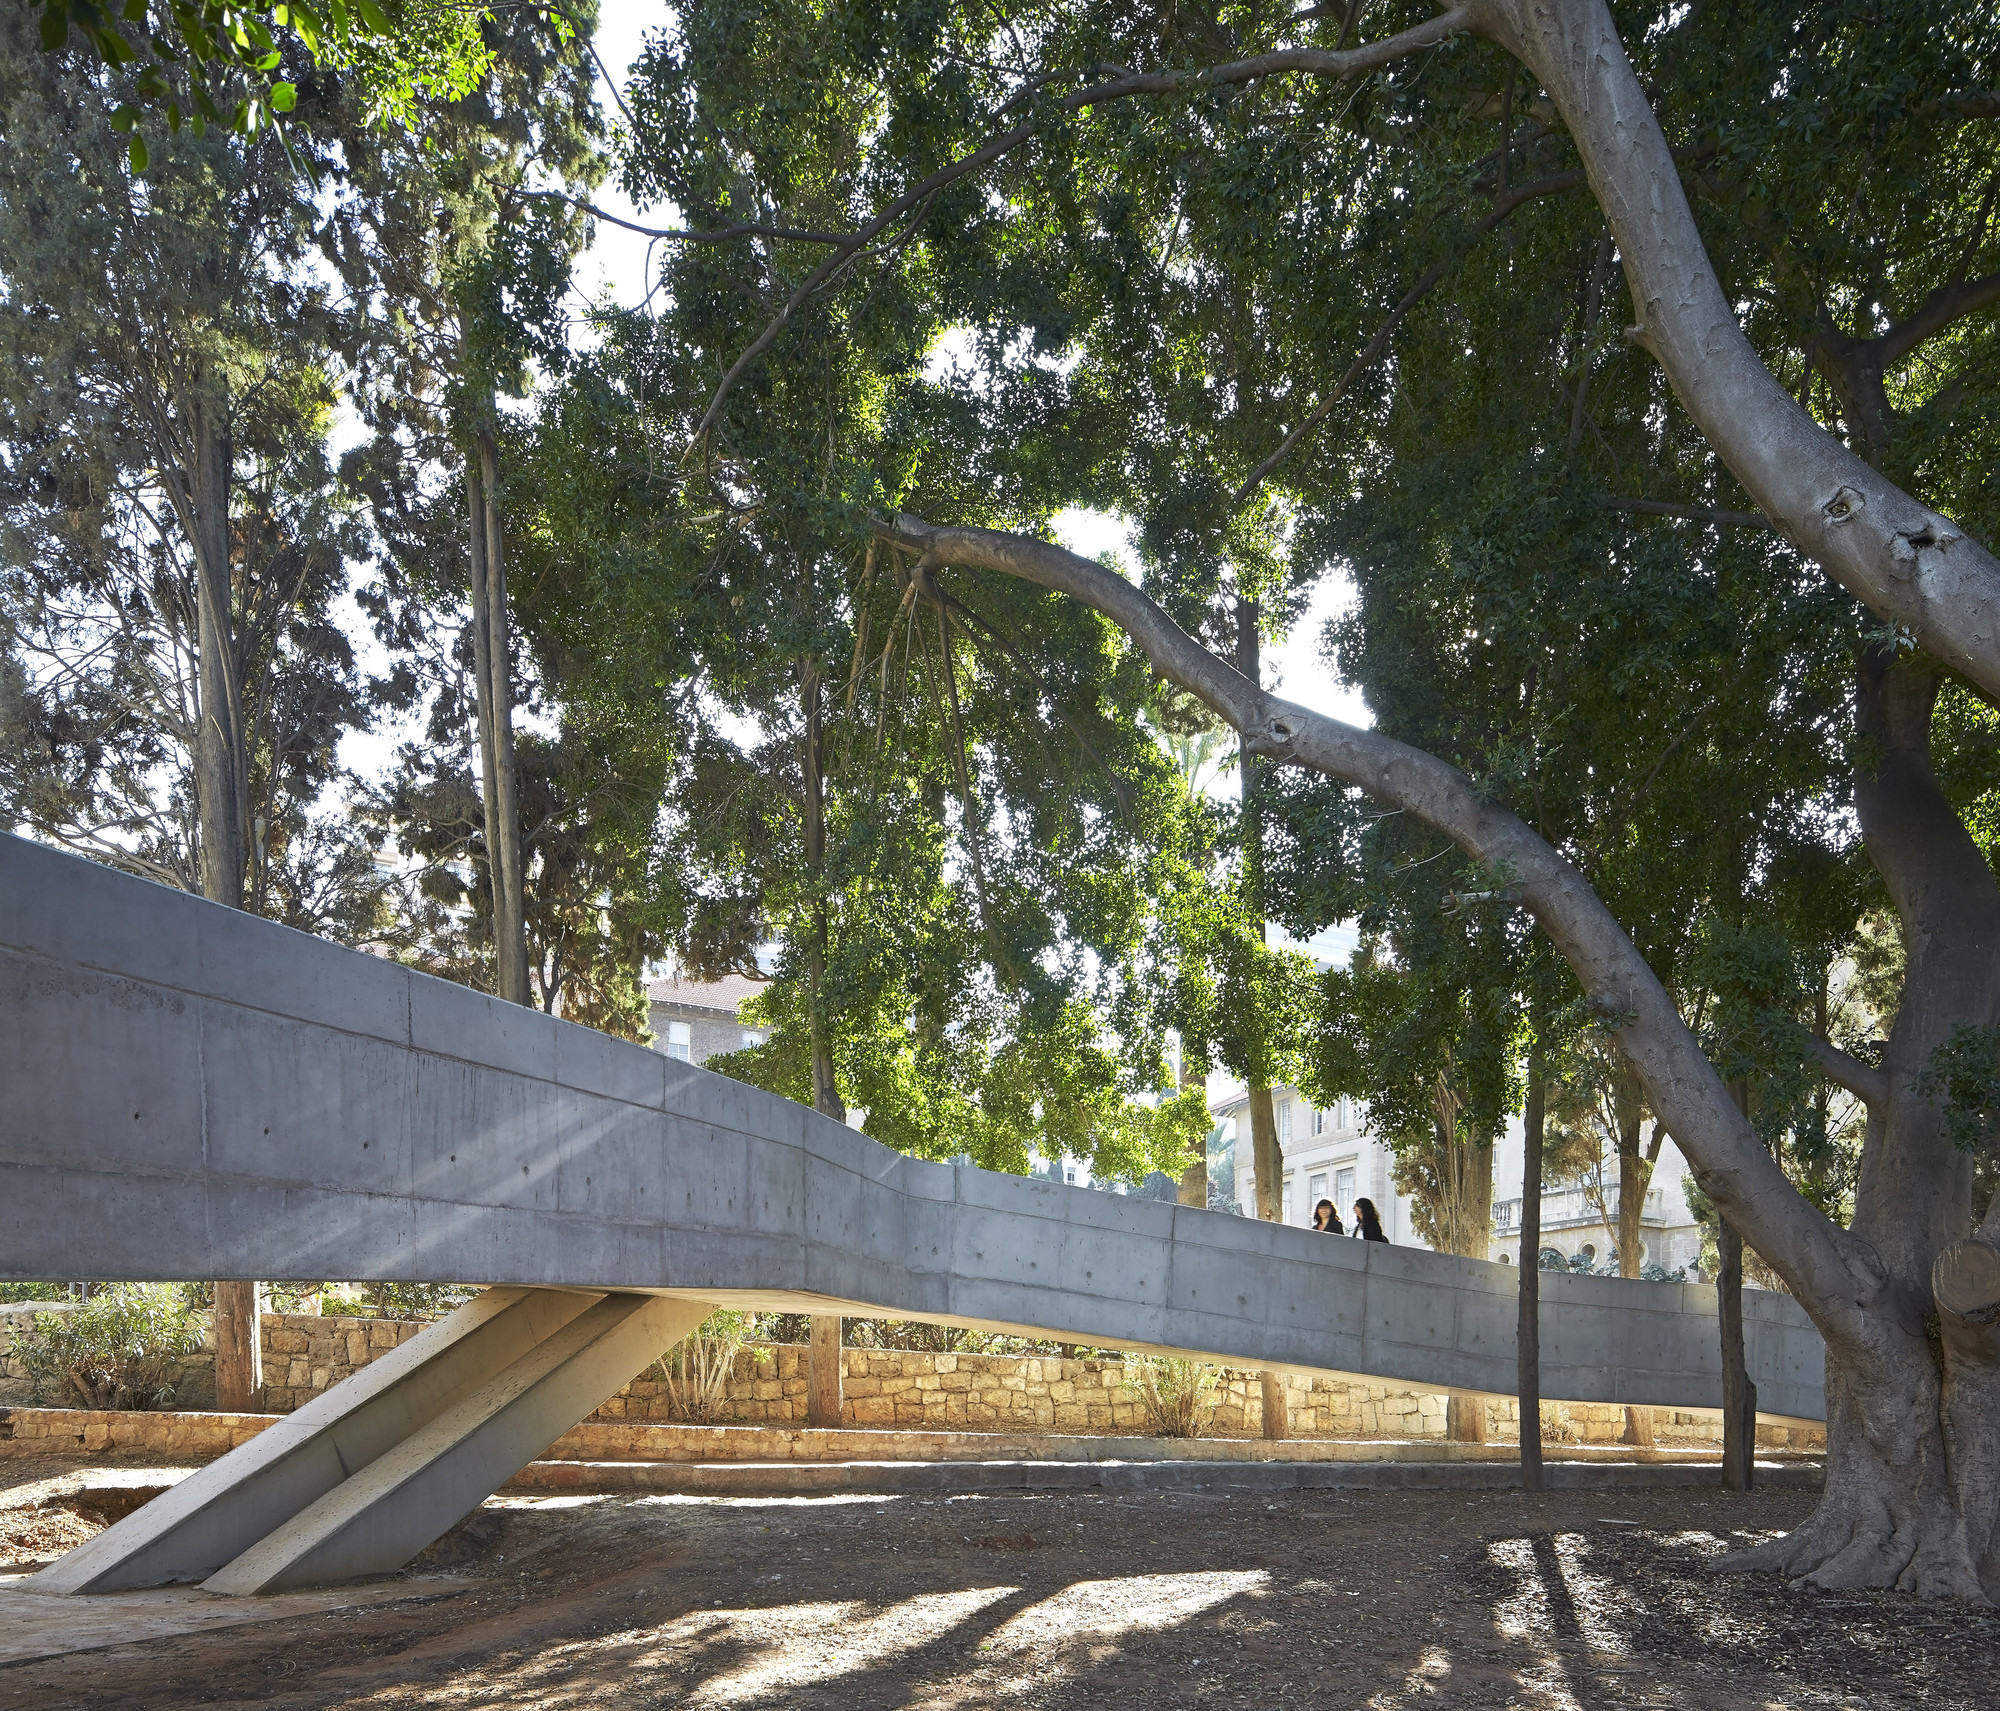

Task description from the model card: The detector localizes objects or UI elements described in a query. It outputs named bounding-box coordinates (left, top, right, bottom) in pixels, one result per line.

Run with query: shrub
left=319, top=1283, right=478, bottom=1321
left=7, top=1283, right=205, bottom=1410
left=1123, top=1356, right=1218, bottom=1438
left=657, top=1310, right=748, bottom=1425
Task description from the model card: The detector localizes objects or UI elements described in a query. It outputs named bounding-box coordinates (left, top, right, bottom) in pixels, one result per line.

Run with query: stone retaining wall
left=3, top=1309, right=1825, bottom=1451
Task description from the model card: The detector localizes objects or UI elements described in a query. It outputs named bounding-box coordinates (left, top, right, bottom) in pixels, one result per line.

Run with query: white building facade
left=1210, top=1082, right=1706, bottom=1276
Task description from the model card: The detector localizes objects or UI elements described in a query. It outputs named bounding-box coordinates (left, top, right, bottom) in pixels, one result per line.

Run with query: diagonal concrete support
left=202, top=1292, right=713, bottom=1595
left=28, top=1288, right=709, bottom=1597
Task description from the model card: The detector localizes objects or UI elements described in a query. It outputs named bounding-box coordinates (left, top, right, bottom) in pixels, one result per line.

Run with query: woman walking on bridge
left=1312, top=1199, right=1344, bottom=1235
left=1352, top=1199, right=1388, bottom=1243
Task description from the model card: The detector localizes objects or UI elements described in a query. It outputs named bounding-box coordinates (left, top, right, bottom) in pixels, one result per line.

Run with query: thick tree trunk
left=1722, top=655, right=1999, bottom=1592
left=1519, top=1059, right=1544, bottom=1490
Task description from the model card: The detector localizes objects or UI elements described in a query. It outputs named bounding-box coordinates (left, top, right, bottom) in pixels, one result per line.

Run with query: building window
left=1282, top=1176, right=1294, bottom=1224
left=1277, top=1099, right=1291, bottom=1146
left=1308, top=1171, right=1328, bottom=1208
left=666, top=1020, right=693, bottom=1062
left=1333, top=1165, right=1355, bottom=1210
left=741, top=1029, right=765, bottom=1048
left=1310, top=1105, right=1325, bottom=1137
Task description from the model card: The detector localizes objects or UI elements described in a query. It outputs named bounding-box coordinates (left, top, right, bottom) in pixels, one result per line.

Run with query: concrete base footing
left=503, top=1457, right=1825, bottom=1498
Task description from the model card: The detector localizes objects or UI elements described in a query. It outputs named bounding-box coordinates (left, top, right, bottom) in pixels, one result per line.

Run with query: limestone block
left=849, top=1396, right=894, bottom=1425
left=845, top=1377, right=880, bottom=1398
left=267, top=1328, right=308, bottom=1356
left=346, top=1330, right=369, bottom=1364
left=369, top=1323, right=398, bottom=1349
left=934, top=1355, right=956, bottom=1373
left=939, top=1371, right=972, bottom=1392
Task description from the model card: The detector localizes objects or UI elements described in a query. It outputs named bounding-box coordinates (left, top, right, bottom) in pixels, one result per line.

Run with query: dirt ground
left=4, top=1453, right=1999, bottom=1709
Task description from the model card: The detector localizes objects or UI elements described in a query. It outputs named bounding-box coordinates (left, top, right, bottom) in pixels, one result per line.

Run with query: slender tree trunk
left=1236, top=597, right=1291, bottom=1420
left=1718, top=1212, right=1754, bottom=1490
left=1717, top=1078, right=1755, bottom=1489
left=808, top=1312, right=843, bottom=1429
left=799, top=660, right=847, bottom=1407
left=1613, top=1070, right=1655, bottom=1446
left=1234, top=599, right=1284, bottom=1222
left=187, top=391, right=261, bottom=1413
left=1447, top=1122, right=1494, bottom=1445
left=472, top=430, right=529, bottom=1006
left=190, top=397, right=244, bottom=910
left=464, top=454, right=508, bottom=983
left=1176, top=1050, right=1208, bottom=1208
left=801, top=660, right=844, bottom=1125
left=1260, top=1368, right=1289, bottom=1441
left=1519, top=1056, right=1545, bottom=1491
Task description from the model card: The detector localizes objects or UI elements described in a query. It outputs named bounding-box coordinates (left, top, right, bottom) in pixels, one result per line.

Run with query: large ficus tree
left=631, top=0, right=2000, bottom=1596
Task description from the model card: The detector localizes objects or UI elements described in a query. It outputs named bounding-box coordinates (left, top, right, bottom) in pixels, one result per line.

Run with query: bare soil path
left=2, top=1457, right=1995, bottom=1708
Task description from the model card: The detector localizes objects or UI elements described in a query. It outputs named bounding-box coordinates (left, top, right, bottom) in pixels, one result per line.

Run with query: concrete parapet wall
left=0, top=833, right=1828, bottom=1422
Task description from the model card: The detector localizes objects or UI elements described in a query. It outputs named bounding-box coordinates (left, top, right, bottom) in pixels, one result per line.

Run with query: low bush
left=7, top=1283, right=205, bottom=1409
left=657, top=1310, right=749, bottom=1425
left=1123, top=1356, right=1218, bottom=1438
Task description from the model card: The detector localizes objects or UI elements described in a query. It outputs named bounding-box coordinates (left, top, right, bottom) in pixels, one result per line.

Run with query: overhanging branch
left=877, top=509, right=1877, bottom=1345
left=1806, top=1036, right=1888, bottom=1110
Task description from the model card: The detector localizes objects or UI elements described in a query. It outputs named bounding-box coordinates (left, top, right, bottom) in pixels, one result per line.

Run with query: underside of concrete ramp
left=1, top=833, right=1827, bottom=1589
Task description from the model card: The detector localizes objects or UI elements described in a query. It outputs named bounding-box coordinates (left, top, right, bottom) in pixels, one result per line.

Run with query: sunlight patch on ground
left=669, top=1587, right=1020, bottom=1706
left=984, top=1568, right=1267, bottom=1659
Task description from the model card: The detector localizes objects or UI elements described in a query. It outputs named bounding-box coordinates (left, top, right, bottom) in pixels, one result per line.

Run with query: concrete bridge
left=0, top=833, right=1824, bottom=1594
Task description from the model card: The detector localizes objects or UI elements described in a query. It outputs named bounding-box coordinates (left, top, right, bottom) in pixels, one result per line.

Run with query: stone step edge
left=2, top=1408, right=1818, bottom=1467
left=550, top=1422, right=1800, bottom=1466
left=506, top=1458, right=1826, bottom=1495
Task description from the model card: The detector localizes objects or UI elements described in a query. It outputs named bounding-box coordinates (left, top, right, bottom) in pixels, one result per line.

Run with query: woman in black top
left=1312, top=1198, right=1344, bottom=1235
left=1352, top=1198, right=1388, bottom=1242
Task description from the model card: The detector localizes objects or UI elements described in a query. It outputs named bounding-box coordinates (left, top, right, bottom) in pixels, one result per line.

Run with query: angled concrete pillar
left=30, top=1287, right=708, bottom=1597
left=808, top=1314, right=842, bottom=1428
left=205, top=1291, right=711, bottom=1594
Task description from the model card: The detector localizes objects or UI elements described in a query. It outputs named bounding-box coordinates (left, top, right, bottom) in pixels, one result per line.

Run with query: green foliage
left=0, top=9, right=386, bottom=928
left=1916, top=1024, right=2000, bottom=1153
left=6, top=1283, right=205, bottom=1409
left=322, top=1282, right=477, bottom=1320
left=31, top=0, right=504, bottom=160
left=0, top=1282, right=85, bottom=1304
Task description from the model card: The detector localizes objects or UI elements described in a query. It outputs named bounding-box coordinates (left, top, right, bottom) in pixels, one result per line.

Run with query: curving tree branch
left=1807, top=1035, right=1889, bottom=1110
left=879, top=510, right=1886, bottom=1350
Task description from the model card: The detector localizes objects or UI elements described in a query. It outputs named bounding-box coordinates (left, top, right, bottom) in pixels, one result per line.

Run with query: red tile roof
left=645, top=972, right=770, bottom=1017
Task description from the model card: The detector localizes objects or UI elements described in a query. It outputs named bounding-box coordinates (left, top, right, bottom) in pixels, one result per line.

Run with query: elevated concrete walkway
left=0, top=834, right=1826, bottom=1590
